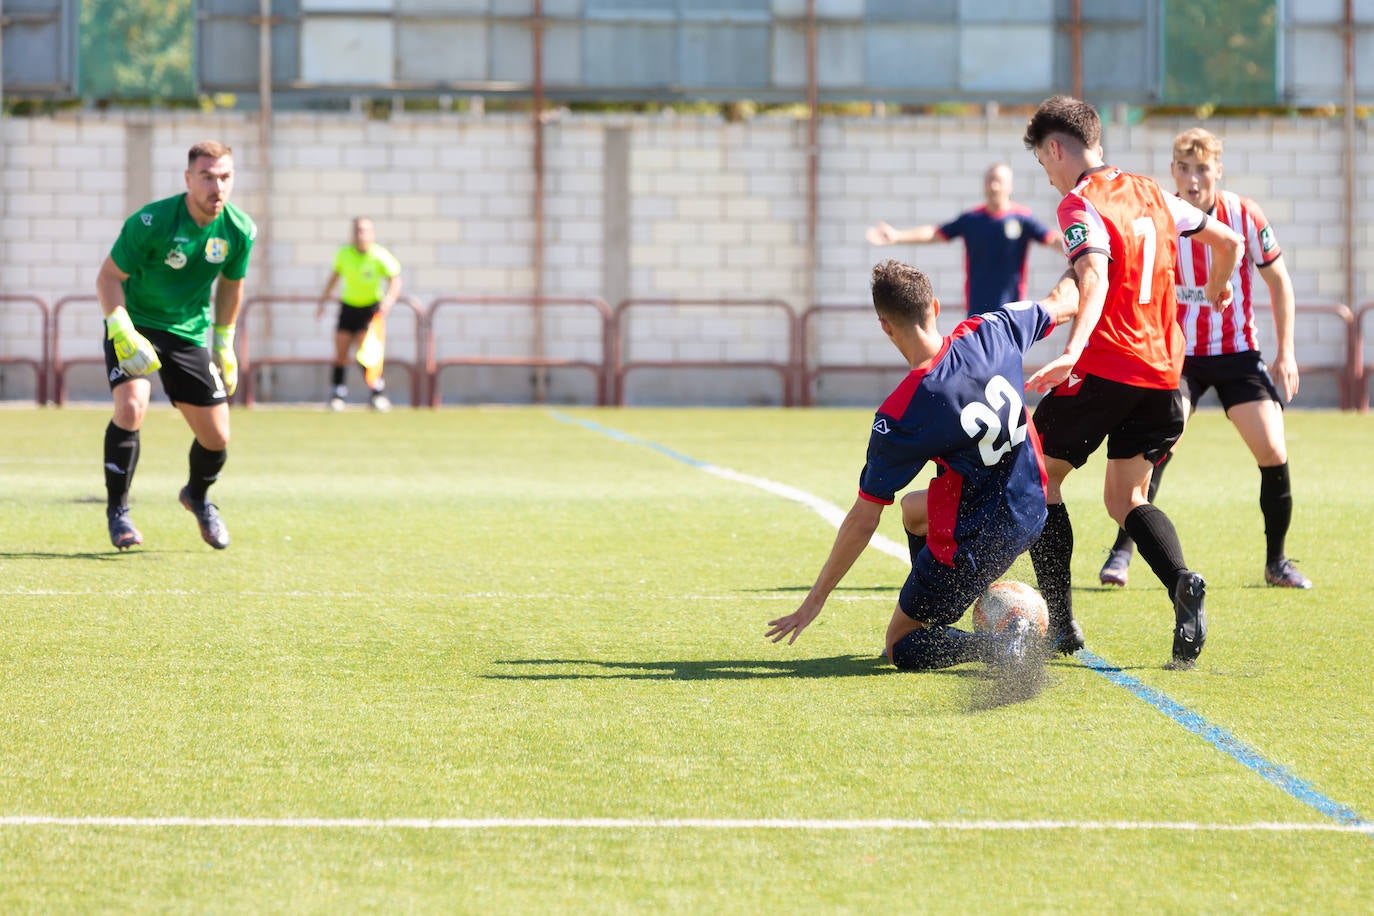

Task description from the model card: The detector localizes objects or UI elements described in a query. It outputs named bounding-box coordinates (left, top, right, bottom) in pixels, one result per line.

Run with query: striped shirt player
left=766, top=259, right=1078, bottom=673
left=1100, top=127, right=1311, bottom=591
left=1022, top=96, right=1245, bottom=668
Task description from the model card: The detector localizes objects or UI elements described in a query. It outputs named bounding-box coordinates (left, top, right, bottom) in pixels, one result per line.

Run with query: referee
left=316, top=216, right=402, bottom=411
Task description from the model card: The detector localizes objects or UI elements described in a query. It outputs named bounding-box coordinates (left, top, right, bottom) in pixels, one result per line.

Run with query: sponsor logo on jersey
left=140, top=213, right=153, bottom=227
left=1259, top=224, right=1276, bottom=254
left=1176, top=286, right=1209, bottom=305
left=205, top=238, right=229, bottom=264
left=164, top=248, right=188, bottom=269
left=872, top=418, right=890, bottom=435
left=1003, top=219, right=1022, bottom=240
left=109, top=367, right=126, bottom=382
left=1063, top=222, right=1089, bottom=253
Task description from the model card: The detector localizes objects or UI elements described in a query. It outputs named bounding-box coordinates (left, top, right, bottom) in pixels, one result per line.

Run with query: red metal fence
left=22, top=293, right=1374, bottom=411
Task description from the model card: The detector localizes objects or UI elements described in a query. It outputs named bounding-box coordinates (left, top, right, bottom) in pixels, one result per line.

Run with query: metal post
left=531, top=0, right=548, bottom=403
left=803, top=0, right=819, bottom=407
left=1342, top=0, right=1357, bottom=408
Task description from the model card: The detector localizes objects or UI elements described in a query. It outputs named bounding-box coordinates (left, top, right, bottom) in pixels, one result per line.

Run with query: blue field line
left=551, top=409, right=1371, bottom=832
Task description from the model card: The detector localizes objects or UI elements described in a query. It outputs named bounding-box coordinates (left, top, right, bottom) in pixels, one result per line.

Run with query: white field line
left=1, top=815, right=1370, bottom=834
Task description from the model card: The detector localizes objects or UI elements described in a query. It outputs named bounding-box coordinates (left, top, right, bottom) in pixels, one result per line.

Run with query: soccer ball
left=972, top=580, right=1049, bottom=636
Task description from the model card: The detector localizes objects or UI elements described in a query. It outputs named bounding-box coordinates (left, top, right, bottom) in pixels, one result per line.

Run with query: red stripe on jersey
left=1176, top=190, right=1271, bottom=356
left=926, top=458, right=962, bottom=566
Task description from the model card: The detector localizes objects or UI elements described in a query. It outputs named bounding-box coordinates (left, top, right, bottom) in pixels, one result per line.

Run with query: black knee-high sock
left=889, top=626, right=984, bottom=671
left=331, top=365, right=346, bottom=391
left=104, top=421, right=140, bottom=511
left=1123, top=504, right=1189, bottom=599
left=187, top=441, right=227, bottom=503
left=906, top=530, right=927, bottom=565
left=1111, top=452, right=1173, bottom=553
left=1258, top=463, right=1292, bottom=565
left=1030, top=502, right=1074, bottom=629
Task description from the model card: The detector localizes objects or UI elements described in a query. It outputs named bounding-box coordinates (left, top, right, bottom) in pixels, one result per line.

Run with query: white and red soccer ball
left=972, top=580, right=1049, bottom=637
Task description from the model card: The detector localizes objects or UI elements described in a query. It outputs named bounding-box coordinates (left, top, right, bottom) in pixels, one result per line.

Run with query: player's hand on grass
left=212, top=323, right=238, bottom=396
left=106, top=308, right=162, bottom=376
left=766, top=599, right=823, bottom=645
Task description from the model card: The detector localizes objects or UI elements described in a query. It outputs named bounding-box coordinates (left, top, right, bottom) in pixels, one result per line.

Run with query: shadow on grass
left=0, top=550, right=131, bottom=561
left=486, top=654, right=897, bottom=681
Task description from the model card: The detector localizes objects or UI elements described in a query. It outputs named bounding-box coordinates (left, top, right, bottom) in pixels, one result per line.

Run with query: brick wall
left=1, top=109, right=1367, bottom=405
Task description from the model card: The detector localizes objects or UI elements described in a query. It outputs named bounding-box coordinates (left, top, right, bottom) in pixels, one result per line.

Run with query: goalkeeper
left=96, top=140, right=257, bottom=551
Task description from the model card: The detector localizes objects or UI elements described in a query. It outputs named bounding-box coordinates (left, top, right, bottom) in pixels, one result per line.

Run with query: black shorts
left=1033, top=374, right=1184, bottom=468
left=336, top=303, right=379, bottom=334
left=898, top=523, right=1041, bottom=627
left=105, top=326, right=227, bottom=407
left=1182, top=350, right=1282, bottom=411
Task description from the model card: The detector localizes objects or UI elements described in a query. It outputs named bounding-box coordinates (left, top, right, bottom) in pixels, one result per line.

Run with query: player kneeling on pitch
left=766, top=259, right=1077, bottom=672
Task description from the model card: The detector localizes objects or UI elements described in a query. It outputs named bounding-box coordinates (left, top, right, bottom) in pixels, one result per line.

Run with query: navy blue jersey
left=858, top=301, right=1054, bottom=567
left=939, top=205, right=1054, bottom=315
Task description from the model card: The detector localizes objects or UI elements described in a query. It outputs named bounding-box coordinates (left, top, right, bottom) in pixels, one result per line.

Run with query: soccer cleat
left=1265, top=558, right=1313, bottom=589
left=1048, top=618, right=1085, bottom=656
left=107, top=506, right=143, bottom=551
left=990, top=616, right=1033, bottom=670
left=369, top=391, right=392, bottom=413
left=328, top=396, right=346, bottom=412
left=179, top=486, right=230, bottom=550
left=1099, top=547, right=1132, bottom=587
left=1171, top=571, right=1207, bottom=667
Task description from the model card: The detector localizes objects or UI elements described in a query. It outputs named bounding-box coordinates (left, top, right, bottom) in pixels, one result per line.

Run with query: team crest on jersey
left=140, top=213, right=153, bottom=227
left=1063, top=222, right=1089, bottom=253
left=164, top=248, right=188, bottom=269
left=1259, top=224, right=1276, bottom=253
left=1004, top=219, right=1022, bottom=240
left=205, top=238, right=229, bottom=264
left=872, top=418, right=891, bottom=435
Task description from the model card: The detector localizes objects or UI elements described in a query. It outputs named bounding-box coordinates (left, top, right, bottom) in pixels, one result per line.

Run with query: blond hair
left=1173, top=128, right=1222, bottom=163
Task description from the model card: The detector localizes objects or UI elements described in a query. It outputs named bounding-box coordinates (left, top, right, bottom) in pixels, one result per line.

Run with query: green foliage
left=1164, top=0, right=1278, bottom=106
left=79, top=0, right=193, bottom=100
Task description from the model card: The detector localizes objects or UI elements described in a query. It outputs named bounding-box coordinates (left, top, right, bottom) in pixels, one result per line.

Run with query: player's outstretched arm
left=865, top=222, right=940, bottom=246
left=766, top=496, right=884, bottom=645
left=1196, top=219, right=1244, bottom=310
left=1038, top=267, right=1080, bottom=325
left=1026, top=254, right=1107, bottom=393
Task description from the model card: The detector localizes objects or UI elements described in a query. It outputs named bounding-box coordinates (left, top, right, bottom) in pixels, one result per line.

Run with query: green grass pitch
left=0, top=405, right=1370, bottom=911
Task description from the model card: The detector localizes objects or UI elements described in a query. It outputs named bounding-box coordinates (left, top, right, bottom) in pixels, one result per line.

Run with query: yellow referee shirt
left=333, top=244, right=401, bottom=307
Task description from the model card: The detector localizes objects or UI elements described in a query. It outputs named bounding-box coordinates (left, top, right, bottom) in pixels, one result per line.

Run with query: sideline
left=550, top=409, right=1370, bottom=830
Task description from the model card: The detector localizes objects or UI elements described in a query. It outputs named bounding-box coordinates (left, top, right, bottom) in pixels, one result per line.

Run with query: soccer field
left=1, top=405, right=1370, bottom=911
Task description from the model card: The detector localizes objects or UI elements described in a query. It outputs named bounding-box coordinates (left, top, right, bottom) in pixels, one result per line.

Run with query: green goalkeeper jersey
left=110, top=194, right=258, bottom=344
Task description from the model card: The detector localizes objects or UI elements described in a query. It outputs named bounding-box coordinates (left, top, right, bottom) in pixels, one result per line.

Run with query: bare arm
left=1026, top=253, right=1107, bottom=393
left=213, top=277, right=245, bottom=328
left=1039, top=229, right=1063, bottom=248
left=380, top=273, right=403, bottom=314
left=316, top=270, right=340, bottom=318
left=96, top=256, right=131, bottom=319
left=866, top=222, right=941, bottom=246
left=765, top=496, right=885, bottom=645
left=1037, top=267, right=1080, bottom=326
left=1259, top=256, right=1299, bottom=401
left=1193, top=219, right=1245, bottom=310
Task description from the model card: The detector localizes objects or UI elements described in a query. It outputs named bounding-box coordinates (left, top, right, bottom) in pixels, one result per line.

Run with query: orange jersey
left=1057, top=167, right=1209, bottom=389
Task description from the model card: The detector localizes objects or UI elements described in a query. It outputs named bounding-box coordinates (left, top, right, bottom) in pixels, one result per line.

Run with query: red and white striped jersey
left=1174, top=190, right=1281, bottom=356
left=1057, top=167, right=1209, bottom=389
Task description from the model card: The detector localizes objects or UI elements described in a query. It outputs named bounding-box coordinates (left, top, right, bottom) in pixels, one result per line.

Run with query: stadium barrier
left=0, top=295, right=51, bottom=404
left=612, top=298, right=800, bottom=406
left=51, top=294, right=106, bottom=405
left=800, top=304, right=901, bottom=407
left=237, top=294, right=427, bottom=407
left=426, top=296, right=613, bottom=407
left=1291, top=303, right=1357, bottom=410
left=1355, top=302, right=1374, bottom=411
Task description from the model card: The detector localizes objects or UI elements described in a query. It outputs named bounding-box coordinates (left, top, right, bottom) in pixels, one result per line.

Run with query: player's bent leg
left=177, top=403, right=232, bottom=549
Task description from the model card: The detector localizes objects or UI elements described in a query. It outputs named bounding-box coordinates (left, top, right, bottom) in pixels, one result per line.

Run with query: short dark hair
left=1023, top=96, right=1101, bottom=151
left=187, top=140, right=233, bottom=167
left=871, top=259, right=935, bottom=325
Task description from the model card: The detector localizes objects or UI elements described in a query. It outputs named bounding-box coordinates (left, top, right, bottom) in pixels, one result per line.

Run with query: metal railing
left=0, top=295, right=51, bottom=405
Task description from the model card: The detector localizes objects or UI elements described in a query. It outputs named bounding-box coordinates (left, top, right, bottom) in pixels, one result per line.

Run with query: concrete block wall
left=1, top=108, right=1368, bottom=405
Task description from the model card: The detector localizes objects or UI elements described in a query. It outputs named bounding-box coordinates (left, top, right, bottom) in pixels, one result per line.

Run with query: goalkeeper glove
left=212, top=323, right=238, bottom=397
left=106, top=308, right=161, bottom=376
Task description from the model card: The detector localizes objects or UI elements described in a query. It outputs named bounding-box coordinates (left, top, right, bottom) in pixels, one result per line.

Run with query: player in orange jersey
left=1021, top=97, right=1244, bottom=668
left=1098, top=127, right=1312, bottom=591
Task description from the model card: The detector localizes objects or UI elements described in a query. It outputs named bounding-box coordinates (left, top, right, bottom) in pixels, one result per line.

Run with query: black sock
left=905, top=530, right=927, bottom=566
left=104, top=421, right=140, bottom=511
left=889, top=626, right=984, bottom=671
left=1259, top=463, right=1292, bottom=565
left=1030, top=502, right=1074, bottom=631
left=187, top=440, right=227, bottom=503
left=331, top=365, right=346, bottom=388
left=1110, top=452, right=1171, bottom=553
left=1123, top=503, right=1188, bottom=599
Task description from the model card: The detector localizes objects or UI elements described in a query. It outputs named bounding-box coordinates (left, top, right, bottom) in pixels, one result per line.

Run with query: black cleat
left=107, top=506, right=143, bottom=551
left=179, top=486, right=230, bottom=549
left=1171, top=570, right=1207, bottom=667
left=1048, top=618, right=1085, bottom=656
